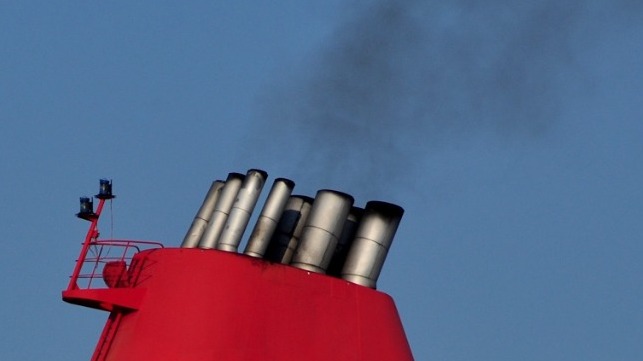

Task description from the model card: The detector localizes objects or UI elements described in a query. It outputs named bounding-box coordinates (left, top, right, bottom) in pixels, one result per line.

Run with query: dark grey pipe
left=291, top=190, right=354, bottom=273
left=264, top=195, right=313, bottom=264
left=180, top=180, right=225, bottom=248
left=217, top=169, right=268, bottom=252
left=326, top=206, right=363, bottom=277
left=340, top=201, right=404, bottom=289
left=244, top=178, right=295, bottom=258
left=198, top=172, right=245, bottom=249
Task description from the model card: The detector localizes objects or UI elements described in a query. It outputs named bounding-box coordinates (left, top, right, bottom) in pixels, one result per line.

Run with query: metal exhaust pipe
left=264, top=195, right=313, bottom=264
left=180, top=180, right=225, bottom=248
left=198, top=172, right=245, bottom=249
left=244, top=178, right=295, bottom=258
left=217, top=169, right=268, bottom=252
left=340, top=201, right=404, bottom=289
left=326, top=206, right=363, bottom=277
left=291, top=190, right=354, bottom=274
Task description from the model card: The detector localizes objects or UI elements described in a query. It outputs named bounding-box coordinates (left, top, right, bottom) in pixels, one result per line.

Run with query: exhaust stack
left=182, top=170, right=404, bottom=287
left=341, top=201, right=404, bottom=289
left=291, top=190, right=354, bottom=274
left=198, top=173, right=245, bottom=249
left=264, top=195, right=313, bottom=264
left=217, top=169, right=268, bottom=252
left=327, top=206, right=363, bottom=277
left=244, top=178, right=295, bottom=258
left=181, top=180, right=225, bottom=248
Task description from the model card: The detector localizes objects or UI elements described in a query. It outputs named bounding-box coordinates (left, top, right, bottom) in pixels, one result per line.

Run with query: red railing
left=72, top=239, right=164, bottom=290
left=67, top=196, right=164, bottom=291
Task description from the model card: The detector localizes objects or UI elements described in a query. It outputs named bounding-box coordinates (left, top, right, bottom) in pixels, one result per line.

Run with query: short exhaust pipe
left=244, top=178, right=295, bottom=258
left=340, top=201, right=404, bottom=289
left=264, top=195, right=313, bottom=264
left=198, top=172, right=245, bottom=249
left=180, top=180, right=225, bottom=248
left=291, top=190, right=354, bottom=274
left=327, top=206, right=363, bottom=277
left=217, top=169, right=268, bottom=252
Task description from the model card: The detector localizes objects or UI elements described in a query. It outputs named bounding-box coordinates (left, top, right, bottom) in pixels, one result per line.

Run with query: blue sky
left=1, top=1, right=642, bottom=360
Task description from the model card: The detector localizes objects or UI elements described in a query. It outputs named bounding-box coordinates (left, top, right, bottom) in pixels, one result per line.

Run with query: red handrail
left=67, top=196, right=164, bottom=291
left=73, top=239, right=164, bottom=289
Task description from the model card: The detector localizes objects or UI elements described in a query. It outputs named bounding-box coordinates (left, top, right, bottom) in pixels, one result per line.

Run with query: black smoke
left=247, top=0, right=640, bottom=198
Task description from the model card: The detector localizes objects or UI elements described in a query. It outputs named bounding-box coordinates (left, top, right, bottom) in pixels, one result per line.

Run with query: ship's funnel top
left=181, top=169, right=404, bottom=288
left=67, top=175, right=413, bottom=361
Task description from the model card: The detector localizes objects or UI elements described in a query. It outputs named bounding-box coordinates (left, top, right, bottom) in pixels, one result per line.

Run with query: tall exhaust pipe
left=327, top=206, right=363, bottom=277
left=291, top=190, right=354, bottom=274
left=217, top=169, right=268, bottom=252
left=180, top=180, right=225, bottom=248
left=244, top=178, right=295, bottom=258
left=198, top=172, right=245, bottom=249
left=264, top=195, right=313, bottom=264
left=341, top=201, right=404, bottom=289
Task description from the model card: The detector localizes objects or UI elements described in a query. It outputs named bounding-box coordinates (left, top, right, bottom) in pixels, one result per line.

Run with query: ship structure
left=63, top=170, right=415, bottom=360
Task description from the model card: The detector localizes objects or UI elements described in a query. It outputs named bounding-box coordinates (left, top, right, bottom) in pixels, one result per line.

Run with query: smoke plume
left=248, top=0, right=638, bottom=198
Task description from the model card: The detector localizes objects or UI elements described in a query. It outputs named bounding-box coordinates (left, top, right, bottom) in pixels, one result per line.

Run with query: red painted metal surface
left=64, top=248, right=414, bottom=361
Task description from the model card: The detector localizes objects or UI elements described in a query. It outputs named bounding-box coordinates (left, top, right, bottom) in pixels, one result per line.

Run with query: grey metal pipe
left=198, top=172, right=245, bottom=249
left=180, top=180, right=225, bottom=248
left=264, top=195, right=313, bottom=264
left=244, top=178, right=295, bottom=258
left=326, top=206, right=363, bottom=277
left=340, top=201, right=404, bottom=289
left=217, top=169, right=268, bottom=252
left=291, top=190, right=354, bottom=274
